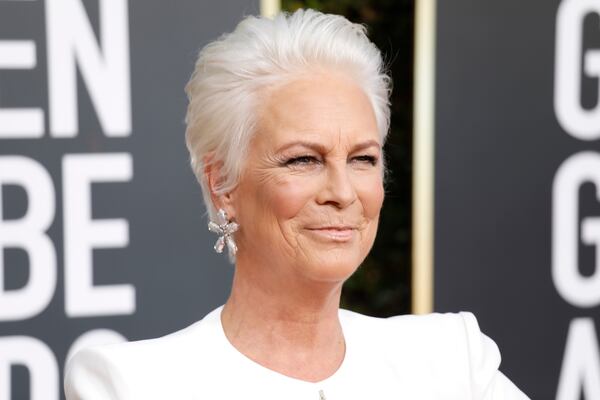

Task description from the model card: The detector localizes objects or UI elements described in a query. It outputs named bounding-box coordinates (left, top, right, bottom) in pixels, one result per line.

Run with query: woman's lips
left=305, top=226, right=356, bottom=242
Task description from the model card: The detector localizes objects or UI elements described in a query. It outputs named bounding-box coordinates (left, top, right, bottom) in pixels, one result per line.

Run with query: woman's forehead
left=255, top=74, right=379, bottom=149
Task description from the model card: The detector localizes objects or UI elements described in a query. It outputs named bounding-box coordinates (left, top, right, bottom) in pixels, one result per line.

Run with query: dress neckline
left=207, top=305, right=353, bottom=388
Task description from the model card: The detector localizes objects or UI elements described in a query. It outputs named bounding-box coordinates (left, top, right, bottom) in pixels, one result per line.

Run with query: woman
left=65, top=9, right=530, bottom=399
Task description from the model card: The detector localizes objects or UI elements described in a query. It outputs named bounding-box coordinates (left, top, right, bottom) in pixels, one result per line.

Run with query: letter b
left=0, top=156, right=56, bottom=321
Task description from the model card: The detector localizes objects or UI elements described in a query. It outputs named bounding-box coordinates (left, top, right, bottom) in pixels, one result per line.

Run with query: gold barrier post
left=412, top=0, right=437, bottom=314
left=260, top=0, right=281, bottom=18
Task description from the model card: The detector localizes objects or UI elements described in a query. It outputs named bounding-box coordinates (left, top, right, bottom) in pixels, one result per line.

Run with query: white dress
left=64, top=306, right=530, bottom=399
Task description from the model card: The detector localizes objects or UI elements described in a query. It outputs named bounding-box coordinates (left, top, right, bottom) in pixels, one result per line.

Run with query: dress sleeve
left=64, top=347, right=129, bottom=400
left=460, top=312, right=530, bottom=400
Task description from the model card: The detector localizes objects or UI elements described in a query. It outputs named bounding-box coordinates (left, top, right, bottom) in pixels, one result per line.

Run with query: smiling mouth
left=305, top=226, right=356, bottom=242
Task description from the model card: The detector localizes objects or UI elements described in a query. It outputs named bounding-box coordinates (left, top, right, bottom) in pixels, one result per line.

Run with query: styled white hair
left=184, top=8, right=391, bottom=220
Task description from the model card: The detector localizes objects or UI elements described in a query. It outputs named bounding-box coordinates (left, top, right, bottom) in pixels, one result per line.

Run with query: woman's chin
left=299, top=254, right=363, bottom=283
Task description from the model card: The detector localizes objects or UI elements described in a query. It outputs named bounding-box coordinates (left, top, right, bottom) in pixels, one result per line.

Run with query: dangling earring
left=208, top=208, right=239, bottom=256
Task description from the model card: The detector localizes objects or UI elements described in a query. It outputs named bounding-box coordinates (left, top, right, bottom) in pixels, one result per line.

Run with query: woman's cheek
left=357, top=174, right=384, bottom=218
left=264, top=176, right=317, bottom=219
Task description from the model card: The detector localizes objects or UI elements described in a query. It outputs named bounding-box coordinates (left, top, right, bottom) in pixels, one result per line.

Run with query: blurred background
left=1, top=0, right=599, bottom=399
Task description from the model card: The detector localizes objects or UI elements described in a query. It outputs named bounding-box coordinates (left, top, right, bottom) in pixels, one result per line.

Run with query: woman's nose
left=316, top=162, right=357, bottom=209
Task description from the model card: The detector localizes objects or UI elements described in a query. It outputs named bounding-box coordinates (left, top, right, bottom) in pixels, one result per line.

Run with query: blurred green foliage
left=282, top=0, right=414, bottom=317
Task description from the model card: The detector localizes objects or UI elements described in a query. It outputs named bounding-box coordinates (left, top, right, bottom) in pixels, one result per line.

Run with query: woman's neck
left=220, top=261, right=346, bottom=382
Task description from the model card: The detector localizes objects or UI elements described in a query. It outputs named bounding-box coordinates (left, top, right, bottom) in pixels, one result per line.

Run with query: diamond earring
left=208, top=208, right=239, bottom=256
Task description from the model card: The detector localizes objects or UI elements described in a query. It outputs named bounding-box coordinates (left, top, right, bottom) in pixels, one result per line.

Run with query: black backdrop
left=0, top=1, right=257, bottom=399
left=434, top=1, right=600, bottom=398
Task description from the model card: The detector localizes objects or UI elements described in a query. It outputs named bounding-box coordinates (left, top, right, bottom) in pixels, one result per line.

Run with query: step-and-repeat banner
left=0, top=1, right=258, bottom=398
left=434, top=0, right=600, bottom=398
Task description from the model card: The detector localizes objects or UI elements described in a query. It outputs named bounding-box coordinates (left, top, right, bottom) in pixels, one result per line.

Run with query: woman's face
left=231, top=71, right=384, bottom=284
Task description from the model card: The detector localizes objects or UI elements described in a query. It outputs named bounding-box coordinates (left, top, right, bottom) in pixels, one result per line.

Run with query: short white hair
left=184, top=8, right=391, bottom=220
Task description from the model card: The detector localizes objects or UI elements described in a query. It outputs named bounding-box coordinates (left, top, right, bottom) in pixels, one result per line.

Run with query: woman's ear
left=203, top=153, right=237, bottom=219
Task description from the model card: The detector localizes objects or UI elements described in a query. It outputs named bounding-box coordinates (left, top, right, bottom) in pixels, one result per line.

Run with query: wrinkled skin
left=211, top=70, right=385, bottom=382
left=227, top=71, right=384, bottom=284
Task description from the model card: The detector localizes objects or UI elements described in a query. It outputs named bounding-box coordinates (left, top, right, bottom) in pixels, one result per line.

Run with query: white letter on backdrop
left=0, top=156, right=56, bottom=321
left=0, top=41, right=44, bottom=138
left=556, top=318, right=600, bottom=400
left=555, top=0, right=600, bottom=140
left=63, top=153, right=135, bottom=317
left=552, top=152, right=600, bottom=307
left=0, top=336, right=58, bottom=400
left=46, top=0, right=131, bottom=137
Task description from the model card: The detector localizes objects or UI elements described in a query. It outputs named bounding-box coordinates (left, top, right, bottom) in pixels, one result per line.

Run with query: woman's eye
left=285, top=155, right=320, bottom=166
left=351, top=155, right=378, bottom=166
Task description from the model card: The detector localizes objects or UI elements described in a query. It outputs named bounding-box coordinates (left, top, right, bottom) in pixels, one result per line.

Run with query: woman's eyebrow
left=275, top=141, right=328, bottom=153
left=352, top=139, right=382, bottom=152
left=276, top=139, right=381, bottom=153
